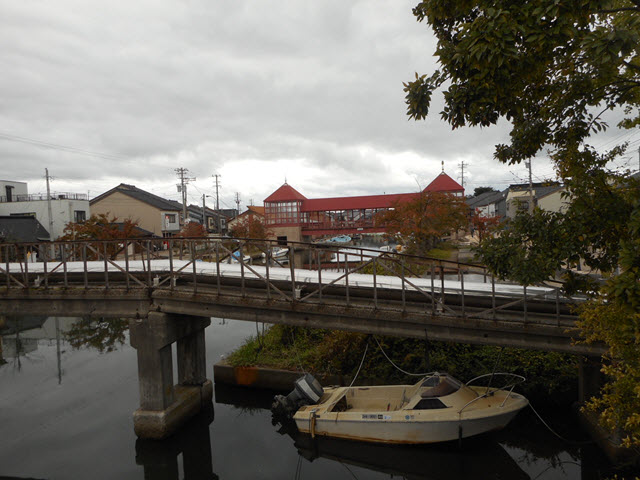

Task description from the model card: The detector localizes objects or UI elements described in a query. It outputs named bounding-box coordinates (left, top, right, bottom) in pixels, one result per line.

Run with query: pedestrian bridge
left=0, top=237, right=596, bottom=355
left=0, top=237, right=602, bottom=438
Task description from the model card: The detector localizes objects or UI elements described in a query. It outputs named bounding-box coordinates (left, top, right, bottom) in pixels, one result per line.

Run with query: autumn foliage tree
left=177, top=222, right=208, bottom=238
left=61, top=213, right=140, bottom=241
left=60, top=213, right=142, bottom=260
left=470, top=209, right=501, bottom=242
left=229, top=215, right=271, bottom=240
left=379, top=191, right=468, bottom=255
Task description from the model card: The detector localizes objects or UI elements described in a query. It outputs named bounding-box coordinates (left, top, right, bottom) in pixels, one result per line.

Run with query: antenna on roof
left=284, top=176, right=288, bottom=184
left=441, top=161, right=445, bottom=173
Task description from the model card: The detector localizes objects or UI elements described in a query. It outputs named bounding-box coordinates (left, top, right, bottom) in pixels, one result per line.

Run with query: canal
left=0, top=316, right=629, bottom=479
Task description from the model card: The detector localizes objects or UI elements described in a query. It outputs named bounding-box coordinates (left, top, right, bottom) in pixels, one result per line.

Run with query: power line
left=0, top=131, right=128, bottom=161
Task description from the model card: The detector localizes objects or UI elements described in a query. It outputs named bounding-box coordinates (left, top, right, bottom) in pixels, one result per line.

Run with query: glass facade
left=265, top=200, right=301, bottom=225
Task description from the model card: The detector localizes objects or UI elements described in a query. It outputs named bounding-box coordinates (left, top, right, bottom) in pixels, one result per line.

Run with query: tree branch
left=596, top=7, right=640, bottom=13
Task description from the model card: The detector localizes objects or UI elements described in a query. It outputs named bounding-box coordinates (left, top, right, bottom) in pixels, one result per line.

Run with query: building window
left=10, top=212, right=35, bottom=217
left=74, top=210, right=86, bottom=223
left=5, top=185, right=13, bottom=202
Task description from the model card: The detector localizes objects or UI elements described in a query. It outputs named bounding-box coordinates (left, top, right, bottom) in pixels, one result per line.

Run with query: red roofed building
left=264, top=172, right=464, bottom=241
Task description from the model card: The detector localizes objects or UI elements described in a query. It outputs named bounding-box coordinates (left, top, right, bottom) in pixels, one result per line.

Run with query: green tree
left=405, top=0, right=640, bottom=445
left=473, top=186, right=497, bottom=197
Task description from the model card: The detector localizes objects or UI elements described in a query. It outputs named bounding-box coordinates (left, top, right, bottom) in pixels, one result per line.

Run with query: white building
left=0, top=179, right=90, bottom=240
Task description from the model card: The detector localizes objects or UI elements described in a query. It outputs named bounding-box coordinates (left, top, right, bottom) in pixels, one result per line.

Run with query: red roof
left=264, top=183, right=307, bottom=202
left=302, top=192, right=417, bottom=212
left=424, top=173, right=464, bottom=193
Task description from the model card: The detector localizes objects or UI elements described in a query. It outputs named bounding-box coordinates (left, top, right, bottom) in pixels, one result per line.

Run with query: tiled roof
left=466, top=190, right=505, bottom=208
left=0, top=216, right=50, bottom=242
left=90, top=184, right=182, bottom=211
left=264, top=183, right=307, bottom=202
left=424, top=173, right=464, bottom=193
left=247, top=206, right=265, bottom=215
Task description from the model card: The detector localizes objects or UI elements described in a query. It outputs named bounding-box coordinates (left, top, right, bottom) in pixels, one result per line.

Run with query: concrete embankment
left=213, top=360, right=356, bottom=391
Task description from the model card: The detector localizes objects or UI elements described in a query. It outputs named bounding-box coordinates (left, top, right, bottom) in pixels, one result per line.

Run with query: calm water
left=0, top=317, right=631, bottom=479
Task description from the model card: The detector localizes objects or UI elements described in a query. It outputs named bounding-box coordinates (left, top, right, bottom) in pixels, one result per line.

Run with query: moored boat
left=275, top=372, right=527, bottom=444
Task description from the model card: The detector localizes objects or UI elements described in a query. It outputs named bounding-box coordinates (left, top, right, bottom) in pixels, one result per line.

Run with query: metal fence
left=0, top=237, right=578, bottom=325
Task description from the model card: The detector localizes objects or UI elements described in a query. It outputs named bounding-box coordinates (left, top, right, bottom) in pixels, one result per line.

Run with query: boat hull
left=294, top=383, right=528, bottom=445
left=295, top=405, right=524, bottom=444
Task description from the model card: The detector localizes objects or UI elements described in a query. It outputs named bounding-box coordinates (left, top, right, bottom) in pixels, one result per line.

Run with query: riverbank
left=223, top=324, right=579, bottom=405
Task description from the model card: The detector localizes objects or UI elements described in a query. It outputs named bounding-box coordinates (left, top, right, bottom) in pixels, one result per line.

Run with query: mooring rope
left=349, top=341, right=369, bottom=387
left=528, top=402, right=593, bottom=445
left=373, top=336, right=435, bottom=377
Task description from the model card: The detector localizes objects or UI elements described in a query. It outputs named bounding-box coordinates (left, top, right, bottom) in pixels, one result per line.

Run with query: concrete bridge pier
left=130, top=312, right=212, bottom=439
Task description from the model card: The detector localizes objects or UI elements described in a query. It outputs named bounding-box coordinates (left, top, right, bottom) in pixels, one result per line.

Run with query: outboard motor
left=272, top=373, right=324, bottom=417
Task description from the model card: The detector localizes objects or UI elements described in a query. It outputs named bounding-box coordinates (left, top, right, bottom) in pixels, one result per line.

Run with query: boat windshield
left=419, top=374, right=462, bottom=398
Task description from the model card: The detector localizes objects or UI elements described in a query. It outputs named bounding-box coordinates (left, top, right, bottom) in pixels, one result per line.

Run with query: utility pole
left=45, top=168, right=54, bottom=240
left=235, top=192, right=241, bottom=217
left=458, top=161, right=467, bottom=190
left=525, top=159, right=534, bottom=214
left=175, top=168, right=195, bottom=226
left=202, top=194, right=207, bottom=231
left=212, top=174, right=221, bottom=233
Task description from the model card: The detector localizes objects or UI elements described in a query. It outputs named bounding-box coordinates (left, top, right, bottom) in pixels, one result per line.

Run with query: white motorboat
left=285, top=373, right=527, bottom=444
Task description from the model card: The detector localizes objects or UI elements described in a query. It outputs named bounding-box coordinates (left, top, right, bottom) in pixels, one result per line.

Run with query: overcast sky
left=1, top=1, right=637, bottom=212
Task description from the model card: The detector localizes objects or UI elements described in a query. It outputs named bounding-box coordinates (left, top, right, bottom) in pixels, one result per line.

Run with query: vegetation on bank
left=226, top=325, right=578, bottom=404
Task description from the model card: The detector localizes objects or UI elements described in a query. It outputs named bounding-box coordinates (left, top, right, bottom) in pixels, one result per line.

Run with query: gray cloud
left=1, top=0, right=634, bottom=211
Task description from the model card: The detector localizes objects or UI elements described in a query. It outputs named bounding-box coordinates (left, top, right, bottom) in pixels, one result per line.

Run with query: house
left=0, top=180, right=90, bottom=240
left=466, top=190, right=506, bottom=218
left=186, top=204, right=230, bottom=234
left=0, top=215, right=50, bottom=262
left=90, top=184, right=182, bottom=238
left=0, top=215, right=50, bottom=243
left=536, top=186, right=569, bottom=213
left=505, top=182, right=563, bottom=218
left=228, top=206, right=265, bottom=234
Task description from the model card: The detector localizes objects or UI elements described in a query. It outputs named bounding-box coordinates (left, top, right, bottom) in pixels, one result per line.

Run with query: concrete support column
left=130, top=312, right=212, bottom=439
left=177, top=328, right=207, bottom=386
left=136, top=343, right=174, bottom=410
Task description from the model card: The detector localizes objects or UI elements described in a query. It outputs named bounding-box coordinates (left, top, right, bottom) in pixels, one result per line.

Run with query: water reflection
left=0, top=316, right=61, bottom=379
left=64, top=317, right=128, bottom=353
left=135, top=404, right=217, bottom=480
left=0, top=316, right=129, bottom=383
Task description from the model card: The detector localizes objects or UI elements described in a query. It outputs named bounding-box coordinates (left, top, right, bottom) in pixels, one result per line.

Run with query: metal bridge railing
left=0, top=237, right=580, bottom=325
